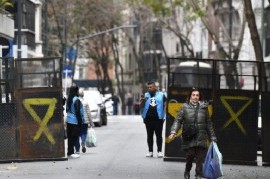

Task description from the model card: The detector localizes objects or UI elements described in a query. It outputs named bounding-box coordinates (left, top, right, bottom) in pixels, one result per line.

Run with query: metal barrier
left=0, top=103, right=17, bottom=160
left=214, top=90, right=258, bottom=165
left=0, top=57, right=15, bottom=104
left=261, top=92, right=270, bottom=166
left=0, top=57, right=66, bottom=162
left=164, top=58, right=270, bottom=166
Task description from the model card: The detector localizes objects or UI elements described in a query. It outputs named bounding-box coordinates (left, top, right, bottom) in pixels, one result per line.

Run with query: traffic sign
left=63, top=65, right=73, bottom=77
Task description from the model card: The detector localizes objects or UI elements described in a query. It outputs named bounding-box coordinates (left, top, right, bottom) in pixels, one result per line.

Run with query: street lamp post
left=62, top=24, right=137, bottom=96
left=69, top=24, right=137, bottom=76
left=71, top=25, right=137, bottom=47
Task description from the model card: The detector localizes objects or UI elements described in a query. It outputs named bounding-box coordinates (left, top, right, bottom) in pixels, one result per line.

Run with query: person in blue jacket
left=65, top=86, right=84, bottom=159
left=140, top=81, right=167, bottom=158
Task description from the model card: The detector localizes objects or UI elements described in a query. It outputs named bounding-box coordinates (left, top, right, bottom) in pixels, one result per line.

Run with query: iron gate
left=0, top=57, right=65, bottom=162
left=164, top=58, right=270, bottom=166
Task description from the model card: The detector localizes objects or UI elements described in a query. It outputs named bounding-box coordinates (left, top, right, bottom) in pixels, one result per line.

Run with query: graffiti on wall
left=220, top=96, right=253, bottom=135
left=23, top=98, right=58, bottom=144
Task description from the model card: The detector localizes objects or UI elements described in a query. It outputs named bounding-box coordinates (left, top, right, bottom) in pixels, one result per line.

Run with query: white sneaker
left=157, top=152, right=163, bottom=158
left=69, top=153, right=80, bottom=159
left=146, top=152, right=153, bottom=157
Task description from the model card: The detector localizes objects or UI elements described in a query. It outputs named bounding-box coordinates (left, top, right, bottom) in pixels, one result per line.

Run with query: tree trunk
left=243, top=0, right=263, bottom=62
left=111, top=35, right=126, bottom=115
left=243, top=0, right=265, bottom=91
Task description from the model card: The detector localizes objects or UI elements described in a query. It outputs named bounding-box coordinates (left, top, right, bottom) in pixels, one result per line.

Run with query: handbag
left=182, top=124, right=198, bottom=141
left=203, top=142, right=223, bottom=179
left=182, top=104, right=199, bottom=141
left=86, top=127, right=97, bottom=147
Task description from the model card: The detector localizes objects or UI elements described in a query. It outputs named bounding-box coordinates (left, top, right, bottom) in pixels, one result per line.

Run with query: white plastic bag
left=86, top=127, right=97, bottom=147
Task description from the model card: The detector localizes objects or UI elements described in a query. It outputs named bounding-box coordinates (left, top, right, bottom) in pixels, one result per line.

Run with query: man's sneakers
left=68, top=153, right=80, bottom=159
left=146, top=152, right=163, bottom=158
left=157, top=152, right=163, bottom=158
left=146, top=152, right=153, bottom=157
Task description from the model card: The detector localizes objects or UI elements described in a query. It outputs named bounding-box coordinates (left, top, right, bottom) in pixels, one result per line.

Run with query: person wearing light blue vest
left=65, top=86, right=84, bottom=159
left=140, top=81, right=167, bottom=158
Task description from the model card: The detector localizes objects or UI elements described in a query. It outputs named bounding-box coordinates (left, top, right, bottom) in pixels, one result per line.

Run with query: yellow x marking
left=221, top=96, right=253, bottom=135
left=23, top=98, right=57, bottom=144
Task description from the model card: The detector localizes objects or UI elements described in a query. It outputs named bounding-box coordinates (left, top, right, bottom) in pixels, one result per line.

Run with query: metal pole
left=63, top=0, right=67, bottom=64
left=17, top=0, right=22, bottom=58
left=0, top=49, right=2, bottom=104
left=0, top=46, right=2, bottom=80
left=68, top=24, right=137, bottom=84
left=229, top=0, right=233, bottom=59
left=261, top=0, right=265, bottom=59
left=43, top=0, right=48, bottom=56
left=72, top=25, right=137, bottom=46
left=64, top=69, right=68, bottom=97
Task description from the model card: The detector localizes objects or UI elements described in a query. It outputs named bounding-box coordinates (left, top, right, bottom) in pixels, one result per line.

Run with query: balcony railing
left=0, top=11, right=14, bottom=38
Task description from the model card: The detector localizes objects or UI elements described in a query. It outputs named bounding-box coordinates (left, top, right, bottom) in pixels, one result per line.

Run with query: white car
left=83, top=89, right=107, bottom=127
left=103, top=94, right=113, bottom=116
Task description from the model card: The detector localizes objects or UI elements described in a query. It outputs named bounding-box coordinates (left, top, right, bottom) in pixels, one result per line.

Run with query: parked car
left=103, top=94, right=113, bottom=116
left=83, top=89, right=107, bottom=127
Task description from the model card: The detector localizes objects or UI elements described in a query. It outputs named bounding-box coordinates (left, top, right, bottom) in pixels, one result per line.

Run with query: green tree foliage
left=0, top=0, right=13, bottom=13
left=143, top=0, right=206, bottom=19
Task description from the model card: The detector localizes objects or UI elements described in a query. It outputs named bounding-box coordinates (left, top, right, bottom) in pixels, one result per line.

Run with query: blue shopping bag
left=203, top=142, right=223, bottom=179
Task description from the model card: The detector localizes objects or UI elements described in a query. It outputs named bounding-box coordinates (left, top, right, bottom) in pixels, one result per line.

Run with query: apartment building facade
left=0, top=0, right=43, bottom=58
left=118, top=0, right=270, bottom=94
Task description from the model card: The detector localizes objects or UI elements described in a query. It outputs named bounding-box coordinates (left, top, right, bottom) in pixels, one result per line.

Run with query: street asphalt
left=0, top=115, right=269, bottom=179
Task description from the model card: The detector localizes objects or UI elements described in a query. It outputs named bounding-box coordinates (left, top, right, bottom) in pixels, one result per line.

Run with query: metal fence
left=0, top=57, right=65, bottom=162
left=164, top=57, right=270, bottom=166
